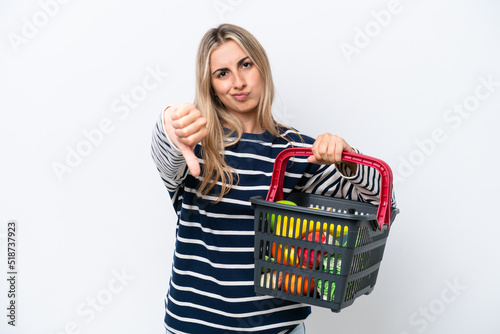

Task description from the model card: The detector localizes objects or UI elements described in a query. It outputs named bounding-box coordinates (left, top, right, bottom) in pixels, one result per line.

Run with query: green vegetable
left=317, top=253, right=342, bottom=301
left=317, top=280, right=335, bottom=301
left=323, top=253, right=341, bottom=274
left=261, top=256, right=276, bottom=273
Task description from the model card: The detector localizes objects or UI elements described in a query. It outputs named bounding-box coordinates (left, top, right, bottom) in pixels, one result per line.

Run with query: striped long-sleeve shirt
left=151, top=112, right=386, bottom=334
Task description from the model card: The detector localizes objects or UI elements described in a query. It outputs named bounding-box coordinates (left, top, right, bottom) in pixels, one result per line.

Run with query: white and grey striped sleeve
left=336, top=149, right=397, bottom=207
left=301, top=148, right=397, bottom=207
left=151, top=110, right=189, bottom=197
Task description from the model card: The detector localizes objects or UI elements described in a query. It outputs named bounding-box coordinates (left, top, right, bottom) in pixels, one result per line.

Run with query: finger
left=326, top=139, right=337, bottom=163
left=178, top=144, right=201, bottom=177
left=307, top=142, right=319, bottom=163
left=171, top=109, right=202, bottom=131
left=177, top=129, right=208, bottom=148
left=170, top=103, right=197, bottom=121
left=308, top=134, right=328, bottom=164
left=334, top=141, right=344, bottom=163
left=307, top=154, right=318, bottom=164
left=318, top=140, right=331, bottom=163
left=319, top=134, right=339, bottom=164
left=309, top=140, right=323, bottom=164
left=174, top=117, right=207, bottom=140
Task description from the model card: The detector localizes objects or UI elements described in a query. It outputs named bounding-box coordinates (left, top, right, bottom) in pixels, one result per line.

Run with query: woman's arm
left=162, top=103, right=208, bottom=177
left=151, top=103, right=207, bottom=203
left=302, top=133, right=396, bottom=207
left=307, top=133, right=358, bottom=173
left=151, top=108, right=190, bottom=202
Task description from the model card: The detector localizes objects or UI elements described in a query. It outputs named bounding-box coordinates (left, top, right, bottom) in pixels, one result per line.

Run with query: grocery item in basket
left=297, top=232, right=326, bottom=269
left=260, top=271, right=282, bottom=290
left=274, top=217, right=304, bottom=239
left=317, top=280, right=335, bottom=301
left=284, top=273, right=315, bottom=296
left=271, top=242, right=298, bottom=266
left=317, top=253, right=342, bottom=300
left=261, top=256, right=275, bottom=273
left=268, top=200, right=297, bottom=232
left=324, top=254, right=342, bottom=274
left=278, top=219, right=348, bottom=241
left=277, top=200, right=297, bottom=206
left=323, top=226, right=348, bottom=247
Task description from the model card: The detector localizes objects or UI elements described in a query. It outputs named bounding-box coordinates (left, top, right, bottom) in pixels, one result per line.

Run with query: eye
left=217, top=71, right=228, bottom=78
left=242, top=62, right=252, bottom=68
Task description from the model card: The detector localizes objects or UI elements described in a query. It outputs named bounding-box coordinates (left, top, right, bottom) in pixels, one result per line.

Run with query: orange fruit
left=283, top=273, right=291, bottom=292
left=283, top=274, right=315, bottom=296
left=272, top=243, right=297, bottom=266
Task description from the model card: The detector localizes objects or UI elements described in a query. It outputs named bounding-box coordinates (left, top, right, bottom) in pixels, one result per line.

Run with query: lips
left=231, top=92, right=250, bottom=101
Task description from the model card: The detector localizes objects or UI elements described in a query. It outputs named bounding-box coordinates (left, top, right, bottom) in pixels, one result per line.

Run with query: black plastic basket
left=250, top=148, right=399, bottom=312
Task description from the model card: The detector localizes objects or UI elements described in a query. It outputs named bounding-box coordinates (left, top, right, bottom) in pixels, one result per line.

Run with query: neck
left=241, top=122, right=264, bottom=134
left=229, top=110, right=263, bottom=134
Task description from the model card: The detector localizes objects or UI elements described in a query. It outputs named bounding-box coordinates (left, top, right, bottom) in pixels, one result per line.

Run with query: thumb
left=178, top=144, right=201, bottom=177
left=307, top=155, right=319, bottom=164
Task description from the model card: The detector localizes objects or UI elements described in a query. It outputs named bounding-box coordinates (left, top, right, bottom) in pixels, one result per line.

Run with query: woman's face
left=210, top=40, right=263, bottom=125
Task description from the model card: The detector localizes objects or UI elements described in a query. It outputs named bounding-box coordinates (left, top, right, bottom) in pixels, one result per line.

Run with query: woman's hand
left=163, top=103, right=208, bottom=177
left=307, top=133, right=358, bottom=174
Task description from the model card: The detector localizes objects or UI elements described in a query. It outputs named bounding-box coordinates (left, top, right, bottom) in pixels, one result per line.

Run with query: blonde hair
left=194, top=24, right=288, bottom=201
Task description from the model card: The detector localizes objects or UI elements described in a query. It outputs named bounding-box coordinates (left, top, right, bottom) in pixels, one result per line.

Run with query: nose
left=233, top=72, right=246, bottom=90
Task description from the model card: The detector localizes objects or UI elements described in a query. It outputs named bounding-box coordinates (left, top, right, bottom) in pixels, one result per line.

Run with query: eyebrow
left=212, top=56, right=250, bottom=75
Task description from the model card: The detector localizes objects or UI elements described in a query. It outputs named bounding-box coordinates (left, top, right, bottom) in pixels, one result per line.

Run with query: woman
left=152, top=24, right=385, bottom=334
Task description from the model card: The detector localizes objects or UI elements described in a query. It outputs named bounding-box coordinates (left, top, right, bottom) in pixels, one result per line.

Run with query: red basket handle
left=265, top=147, right=393, bottom=230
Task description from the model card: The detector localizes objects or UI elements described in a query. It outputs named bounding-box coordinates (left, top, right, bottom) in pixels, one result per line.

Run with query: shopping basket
left=250, top=147, right=399, bottom=312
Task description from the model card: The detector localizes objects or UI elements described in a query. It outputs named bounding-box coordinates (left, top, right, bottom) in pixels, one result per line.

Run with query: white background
left=1, top=0, right=500, bottom=333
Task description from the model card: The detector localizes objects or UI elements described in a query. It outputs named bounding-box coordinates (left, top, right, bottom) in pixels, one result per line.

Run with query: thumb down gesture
left=163, top=103, right=208, bottom=177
